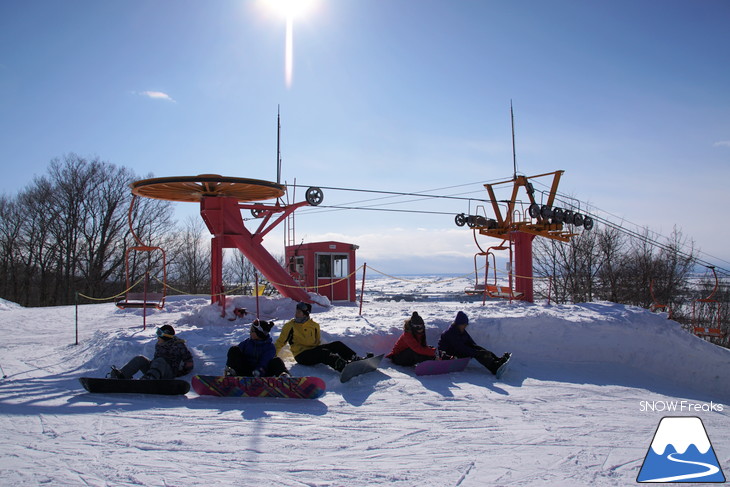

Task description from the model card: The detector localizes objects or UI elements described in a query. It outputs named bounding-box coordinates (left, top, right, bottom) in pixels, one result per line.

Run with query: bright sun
left=264, top=0, right=316, bottom=20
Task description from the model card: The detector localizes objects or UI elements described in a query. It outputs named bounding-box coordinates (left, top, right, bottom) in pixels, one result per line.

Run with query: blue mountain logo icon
left=637, top=416, right=725, bottom=483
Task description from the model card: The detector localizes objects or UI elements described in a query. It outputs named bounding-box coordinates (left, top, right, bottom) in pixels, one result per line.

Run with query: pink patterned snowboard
left=191, top=375, right=326, bottom=399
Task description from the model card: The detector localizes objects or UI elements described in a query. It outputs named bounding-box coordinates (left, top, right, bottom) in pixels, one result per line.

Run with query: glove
left=252, top=369, right=262, bottom=378
left=438, top=350, right=455, bottom=361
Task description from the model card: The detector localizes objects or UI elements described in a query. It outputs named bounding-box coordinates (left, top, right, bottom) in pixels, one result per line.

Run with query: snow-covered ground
left=0, top=275, right=728, bottom=486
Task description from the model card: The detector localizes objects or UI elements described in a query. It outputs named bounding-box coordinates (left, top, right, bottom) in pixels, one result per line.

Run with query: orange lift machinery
left=692, top=266, right=727, bottom=341
left=456, top=170, right=593, bottom=303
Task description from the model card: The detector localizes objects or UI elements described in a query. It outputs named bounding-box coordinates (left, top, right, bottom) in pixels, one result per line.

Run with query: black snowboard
left=79, top=377, right=190, bottom=395
left=340, top=354, right=385, bottom=383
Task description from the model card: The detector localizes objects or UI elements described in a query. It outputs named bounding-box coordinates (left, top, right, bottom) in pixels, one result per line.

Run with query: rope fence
left=73, top=261, right=554, bottom=342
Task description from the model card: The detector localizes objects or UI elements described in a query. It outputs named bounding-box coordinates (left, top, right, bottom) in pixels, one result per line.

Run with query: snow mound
left=114, top=294, right=729, bottom=400
left=0, top=283, right=728, bottom=486
left=0, top=298, right=22, bottom=311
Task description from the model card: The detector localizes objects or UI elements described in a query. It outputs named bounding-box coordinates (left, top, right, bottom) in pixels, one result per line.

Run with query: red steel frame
left=201, top=196, right=311, bottom=304
left=691, top=267, right=725, bottom=339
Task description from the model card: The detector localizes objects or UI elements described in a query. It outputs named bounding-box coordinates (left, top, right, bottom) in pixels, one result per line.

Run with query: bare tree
left=78, top=163, right=133, bottom=297
left=0, top=196, right=24, bottom=302
left=534, top=229, right=601, bottom=304
left=223, top=251, right=255, bottom=294
left=595, top=227, right=628, bottom=303
left=17, top=179, right=59, bottom=306
left=168, top=216, right=210, bottom=295
left=0, top=154, right=176, bottom=306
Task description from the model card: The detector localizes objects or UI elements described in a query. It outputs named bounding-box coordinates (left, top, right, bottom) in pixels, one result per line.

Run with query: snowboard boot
left=489, top=353, right=511, bottom=375
left=224, top=366, right=237, bottom=377
left=141, top=368, right=162, bottom=380
left=108, top=366, right=127, bottom=380
left=332, top=356, right=347, bottom=372
left=350, top=352, right=373, bottom=363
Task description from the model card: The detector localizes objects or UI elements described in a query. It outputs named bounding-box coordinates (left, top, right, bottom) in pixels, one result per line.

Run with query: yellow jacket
left=275, top=318, right=321, bottom=357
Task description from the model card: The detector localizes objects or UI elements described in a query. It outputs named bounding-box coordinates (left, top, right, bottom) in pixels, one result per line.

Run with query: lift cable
left=288, top=179, right=502, bottom=206
left=296, top=188, right=489, bottom=216
left=302, top=205, right=458, bottom=216
left=529, top=180, right=730, bottom=277
left=284, top=178, right=730, bottom=277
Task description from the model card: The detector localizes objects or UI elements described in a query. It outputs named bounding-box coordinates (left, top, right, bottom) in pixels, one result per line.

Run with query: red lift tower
left=130, top=174, right=324, bottom=304
left=457, top=170, right=593, bottom=303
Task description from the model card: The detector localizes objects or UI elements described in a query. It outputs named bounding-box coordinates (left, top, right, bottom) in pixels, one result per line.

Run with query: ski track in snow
left=0, top=278, right=728, bottom=486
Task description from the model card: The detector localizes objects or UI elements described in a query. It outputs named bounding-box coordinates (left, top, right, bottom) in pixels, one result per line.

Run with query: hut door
left=316, top=253, right=350, bottom=301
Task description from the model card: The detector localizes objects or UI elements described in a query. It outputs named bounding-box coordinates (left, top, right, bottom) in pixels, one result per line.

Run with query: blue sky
left=1, top=0, right=729, bottom=274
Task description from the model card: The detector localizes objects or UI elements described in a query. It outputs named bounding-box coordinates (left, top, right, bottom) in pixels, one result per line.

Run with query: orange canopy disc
left=130, top=175, right=286, bottom=203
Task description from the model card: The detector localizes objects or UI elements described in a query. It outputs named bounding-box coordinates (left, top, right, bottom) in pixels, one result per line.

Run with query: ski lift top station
left=129, top=174, right=340, bottom=303
left=123, top=108, right=594, bottom=306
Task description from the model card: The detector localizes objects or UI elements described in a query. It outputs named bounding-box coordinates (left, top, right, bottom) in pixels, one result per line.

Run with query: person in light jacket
left=275, top=302, right=362, bottom=372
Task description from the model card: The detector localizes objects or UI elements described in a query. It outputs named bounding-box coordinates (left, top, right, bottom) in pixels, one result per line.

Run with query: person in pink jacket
left=387, top=312, right=443, bottom=366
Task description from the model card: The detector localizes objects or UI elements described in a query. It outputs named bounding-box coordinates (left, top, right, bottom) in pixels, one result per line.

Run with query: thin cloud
left=713, top=140, right=730, bottom=148
left=136, top=90, right=176, bottom=103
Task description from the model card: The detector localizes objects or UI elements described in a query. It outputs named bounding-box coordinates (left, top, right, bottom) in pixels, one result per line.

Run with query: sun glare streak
left=285, top=17, right=294, bottom=88
left=263, top=0, right=317, bottom=89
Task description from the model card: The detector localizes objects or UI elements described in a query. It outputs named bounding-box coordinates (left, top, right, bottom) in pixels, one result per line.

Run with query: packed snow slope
left=0, top=276, right=728, bottom=486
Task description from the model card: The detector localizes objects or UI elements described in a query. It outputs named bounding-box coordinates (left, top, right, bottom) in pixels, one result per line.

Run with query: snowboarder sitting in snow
left=387, top=311, right=445, bottom=366
left=224, top=319, right=289, bottom=377
left=438, top=311, right=509, bottom=375
left=275, top=302, right=363, bottom=372
left=110, top=324, right=194, bottom=380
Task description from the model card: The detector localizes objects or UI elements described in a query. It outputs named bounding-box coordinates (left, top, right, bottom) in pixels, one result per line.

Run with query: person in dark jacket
left=225, top=319, right=289, bottom=377
left=110, top=324, right=194, bottom=380
left=387, top=312, right=439, bottom=366
left=438, top=311, right=509, bottom=375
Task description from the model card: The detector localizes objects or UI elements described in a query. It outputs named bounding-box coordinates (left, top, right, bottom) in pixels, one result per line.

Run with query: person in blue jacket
left=438, top=311, right=509, bottom=375
left=225, top=320, right=289, bottom=377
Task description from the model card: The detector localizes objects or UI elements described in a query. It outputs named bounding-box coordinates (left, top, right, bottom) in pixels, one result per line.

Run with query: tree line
left=1, top=154, right=727, bottom=347
left=0, top=155, right=257, bottom=307
left=533, top=224, right=729, bottom=346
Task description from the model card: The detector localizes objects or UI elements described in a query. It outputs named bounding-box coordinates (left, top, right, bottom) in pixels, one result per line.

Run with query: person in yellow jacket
left=275, top=302, right=360, bottom=372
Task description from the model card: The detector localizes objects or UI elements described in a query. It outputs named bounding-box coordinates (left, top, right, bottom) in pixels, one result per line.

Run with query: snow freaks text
left=639, top=401, right=724, bottom=413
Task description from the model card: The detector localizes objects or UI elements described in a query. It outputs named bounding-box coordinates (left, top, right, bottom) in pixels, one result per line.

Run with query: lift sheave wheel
left=305, top=187, right=324, bottom=206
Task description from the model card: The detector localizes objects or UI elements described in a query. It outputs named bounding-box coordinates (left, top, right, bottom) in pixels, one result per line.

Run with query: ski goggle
left=156, top=327, right=174, bottom=338
left=410, top=322, right=425, bottom=330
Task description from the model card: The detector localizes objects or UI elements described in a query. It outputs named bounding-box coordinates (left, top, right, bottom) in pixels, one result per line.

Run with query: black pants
left=226, top=346, right=288, bottom=377
left=295, top=341, right=357, bottom=369
left=389, top=348, right=433, bottom=367
left=468, top=346, right=500, bottom=374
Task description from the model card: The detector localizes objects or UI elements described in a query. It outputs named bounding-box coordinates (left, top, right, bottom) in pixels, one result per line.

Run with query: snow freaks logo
left=637, top=416, right=726, bottom=483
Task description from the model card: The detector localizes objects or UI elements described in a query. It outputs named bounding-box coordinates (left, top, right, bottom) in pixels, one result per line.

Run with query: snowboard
left=495, top=353, right=512, bottom=380
left=191, top=375, right=326, bottom=399
left=415, top=357, right=470, bottom=376
left=340, top=354, right=385, bottom=383
left=79, top=377, right=190, bottom=395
